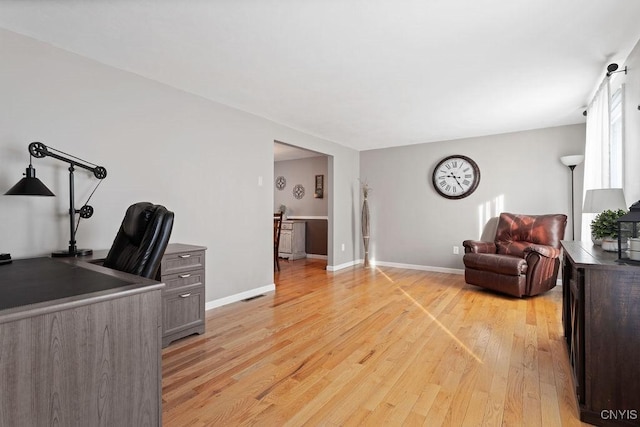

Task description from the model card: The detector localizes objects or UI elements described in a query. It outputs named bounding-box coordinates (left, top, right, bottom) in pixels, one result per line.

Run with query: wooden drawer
left=162, top=269, right=205, bottom=293
left=281, top=222, right=293, bottom=230
left=160, top=250, right=205, bottom=276
left=162, top=284, right=205, bottom=336
left=160, top=244, right=207, bottom=347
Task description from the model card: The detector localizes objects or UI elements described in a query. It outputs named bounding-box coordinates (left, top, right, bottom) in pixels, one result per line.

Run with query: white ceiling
left=2, top=1, right=640, bottom=151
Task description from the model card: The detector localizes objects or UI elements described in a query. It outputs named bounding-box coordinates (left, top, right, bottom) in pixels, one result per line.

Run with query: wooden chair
left=274, top=212, right=283, bottom=271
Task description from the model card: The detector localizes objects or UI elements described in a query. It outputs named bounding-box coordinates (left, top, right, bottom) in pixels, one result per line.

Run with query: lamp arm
left=26, top=141, right=107, bottom=257
left=28, top=142, right=107, bottom=179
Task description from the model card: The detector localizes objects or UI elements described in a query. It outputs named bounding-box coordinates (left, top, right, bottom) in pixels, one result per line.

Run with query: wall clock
left=432, top=155, right=480, bottom=199
left=275, top=176, right=286, bottom=190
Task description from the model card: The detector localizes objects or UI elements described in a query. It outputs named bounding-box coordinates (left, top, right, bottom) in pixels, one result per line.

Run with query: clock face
left=432, top=155, right=480, bottom=199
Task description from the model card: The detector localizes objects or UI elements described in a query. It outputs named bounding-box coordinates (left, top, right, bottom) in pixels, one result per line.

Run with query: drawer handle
left=179, top=293, right=191, bottom=298
left=179, top=273, right=191, bottom=278
left=179, top=254, right=191, bottom=258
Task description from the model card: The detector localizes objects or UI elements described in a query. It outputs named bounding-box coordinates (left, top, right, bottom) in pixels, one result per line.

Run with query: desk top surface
left=0, top=257, right=160, bottom=313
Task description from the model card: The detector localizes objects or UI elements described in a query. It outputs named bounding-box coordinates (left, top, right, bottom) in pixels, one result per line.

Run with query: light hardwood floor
left=162, top=258, right=589, bottom=426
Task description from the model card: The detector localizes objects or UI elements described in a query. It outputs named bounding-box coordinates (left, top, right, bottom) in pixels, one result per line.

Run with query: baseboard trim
left=371, top=260, right=464, bottom=275
left=326, top=259, right=361, bottom=271
left=327, top=259, right=463, bottom=275
left=306, top=254, right=328, bottom=260
left=205, top=283, right=276, bottom=311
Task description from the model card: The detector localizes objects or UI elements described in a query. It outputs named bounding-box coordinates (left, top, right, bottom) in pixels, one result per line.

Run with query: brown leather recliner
left=462, top=212, right=567, bottom=297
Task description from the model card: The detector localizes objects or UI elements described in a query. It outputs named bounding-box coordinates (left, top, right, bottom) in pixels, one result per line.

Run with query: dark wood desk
left=0, top=257, right=164, bottom=426
left=561, top=241, right=640, bottom=426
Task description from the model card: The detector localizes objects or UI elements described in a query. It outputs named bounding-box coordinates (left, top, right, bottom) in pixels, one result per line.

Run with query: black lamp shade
left=4, top=165, right=55, bottom=196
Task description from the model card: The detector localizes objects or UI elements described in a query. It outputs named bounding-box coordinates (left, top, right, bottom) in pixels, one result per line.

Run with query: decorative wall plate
left=275, top=176, right=286, bottom=190
left=293, top=184, right=305, bottom=199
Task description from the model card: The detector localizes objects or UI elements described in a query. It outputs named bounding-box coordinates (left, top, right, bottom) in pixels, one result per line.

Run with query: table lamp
left=583, top=188, right=627, bottom=213
left=5, top=142, right=107, bottom=257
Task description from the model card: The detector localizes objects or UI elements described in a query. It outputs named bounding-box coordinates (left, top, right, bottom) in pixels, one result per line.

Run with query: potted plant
left=591, top=209, right=627, bottom=251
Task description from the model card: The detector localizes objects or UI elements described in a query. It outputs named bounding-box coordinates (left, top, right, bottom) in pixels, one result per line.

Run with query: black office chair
left=103, top=202, right=174, bottom=279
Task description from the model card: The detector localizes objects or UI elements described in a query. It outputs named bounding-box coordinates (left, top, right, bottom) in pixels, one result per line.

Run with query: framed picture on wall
left=314, top=174, right=324, bottom=198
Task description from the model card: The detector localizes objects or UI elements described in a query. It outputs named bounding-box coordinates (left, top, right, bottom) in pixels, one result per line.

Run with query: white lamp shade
left=582, top=188, right=627, bottom=213
left=560, top=155, right=585, bottom=167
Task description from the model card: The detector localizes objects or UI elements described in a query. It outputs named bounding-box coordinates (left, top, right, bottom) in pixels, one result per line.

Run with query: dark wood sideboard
left=0, top=257, right=164, bottom=426
left=561, top=241, right=640, bottom=426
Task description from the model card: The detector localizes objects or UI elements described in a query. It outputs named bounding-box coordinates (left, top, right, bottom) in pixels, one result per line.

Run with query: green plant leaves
left=591, top=209, right=627, bottom=239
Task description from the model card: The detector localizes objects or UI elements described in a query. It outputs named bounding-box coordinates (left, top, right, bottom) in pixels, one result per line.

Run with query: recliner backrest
left=495, top=212, right=567, bottom=257
left=103, top=202, right=174, bottom=279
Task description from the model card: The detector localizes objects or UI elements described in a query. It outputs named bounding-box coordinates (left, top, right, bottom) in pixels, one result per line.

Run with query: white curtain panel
left=582, top=80, right=611, bottom=239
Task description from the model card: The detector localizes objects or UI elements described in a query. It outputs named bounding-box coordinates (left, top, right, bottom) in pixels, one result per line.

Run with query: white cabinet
left=278, top=220, right=306, bottom=260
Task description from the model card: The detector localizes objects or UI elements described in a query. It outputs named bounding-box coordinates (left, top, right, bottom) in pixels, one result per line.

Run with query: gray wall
left=0, top=29, right=361, bottom=304
left=5, top=25, right=630, bottom=283
left=360, top=124, right=586, bottom=270
left=274, top=156, right=328, bottom=216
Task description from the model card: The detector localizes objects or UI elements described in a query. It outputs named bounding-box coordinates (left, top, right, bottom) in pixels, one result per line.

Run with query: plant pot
left=591, top=235, right=603, bottom=246
left=601, top=237, right=628, bottom=252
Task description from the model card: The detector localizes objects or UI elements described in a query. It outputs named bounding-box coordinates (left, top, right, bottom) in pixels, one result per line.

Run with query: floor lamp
left=560, top=155, right=584, bottom=240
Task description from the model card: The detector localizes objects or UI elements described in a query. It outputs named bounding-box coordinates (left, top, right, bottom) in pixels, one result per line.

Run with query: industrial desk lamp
left=5, top=142, right=107, bottom=257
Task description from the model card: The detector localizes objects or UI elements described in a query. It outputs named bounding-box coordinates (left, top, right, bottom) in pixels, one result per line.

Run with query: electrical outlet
left=341, top=243, right=345, bottom=251
left=453, top=246, right=459, bottom=255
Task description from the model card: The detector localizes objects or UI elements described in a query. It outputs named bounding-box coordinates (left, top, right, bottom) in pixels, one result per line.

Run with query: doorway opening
left=273, top=141, right=332, bottom=275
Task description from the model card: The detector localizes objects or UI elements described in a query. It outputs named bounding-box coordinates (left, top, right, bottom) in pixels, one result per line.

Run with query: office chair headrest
left=122, top=202, right=162, bottom=246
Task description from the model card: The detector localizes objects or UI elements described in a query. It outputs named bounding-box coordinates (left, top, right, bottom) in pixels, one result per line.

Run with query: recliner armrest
left=523, top=244, right=561, bottom=259
left=463, top=240, right=496, bottom=254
